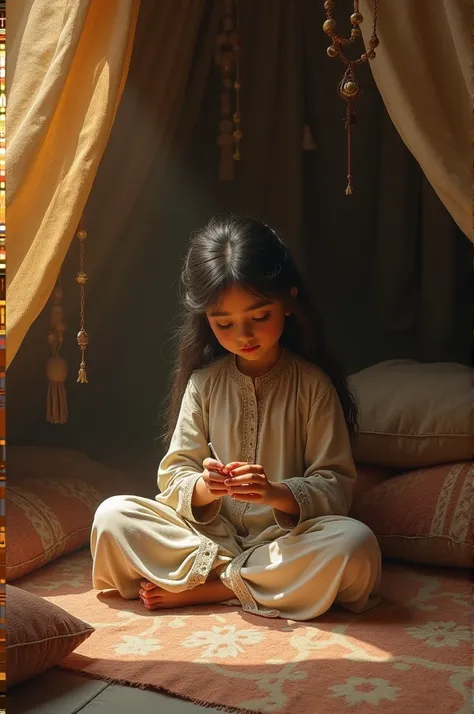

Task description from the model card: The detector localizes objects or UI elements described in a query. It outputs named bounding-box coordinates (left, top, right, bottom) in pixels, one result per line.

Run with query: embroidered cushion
left=350, top=462, right=472, bottom=567
left=7, top=447, right=134, bottom=581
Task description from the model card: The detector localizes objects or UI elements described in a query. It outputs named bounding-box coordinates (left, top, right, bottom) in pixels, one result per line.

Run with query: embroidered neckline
left=228, top=348, right=290, bottom=390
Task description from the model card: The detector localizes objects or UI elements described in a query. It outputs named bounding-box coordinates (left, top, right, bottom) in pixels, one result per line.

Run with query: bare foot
left=139, top=578, right=234, bottom=611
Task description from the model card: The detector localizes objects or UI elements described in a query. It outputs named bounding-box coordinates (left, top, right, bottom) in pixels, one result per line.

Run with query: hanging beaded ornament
left=323, top=0, right=379, bottom=195
left=46, top=277, right=68, bottom=424
left=215, top=0, right=242, bottom=180
left=76, top=224, right=89, bottom=383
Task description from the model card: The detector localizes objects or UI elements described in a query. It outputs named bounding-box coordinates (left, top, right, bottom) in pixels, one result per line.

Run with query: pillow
left=7, top=585, right=94, bottom=687
left=350, top=462, right=472, bottom=568
left=353, top=464, right=391, bottom=502
left=349, top=360, right=473, bottom=468
left=7, top=447, right=136, bottom=581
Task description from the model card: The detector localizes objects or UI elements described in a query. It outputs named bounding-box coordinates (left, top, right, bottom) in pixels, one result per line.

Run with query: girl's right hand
left=201, top=458, right=229, bottom=500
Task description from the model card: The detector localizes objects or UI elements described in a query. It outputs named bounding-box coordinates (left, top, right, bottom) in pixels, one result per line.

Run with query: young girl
left=91, top=215, right=381, bottom=621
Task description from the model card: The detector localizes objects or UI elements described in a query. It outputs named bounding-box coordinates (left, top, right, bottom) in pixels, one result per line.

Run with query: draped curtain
left=7, top=0, right=140, bottom=367
left=8, top=0, right=471, bottom=472
left=360, top=0, right=471, bottom=240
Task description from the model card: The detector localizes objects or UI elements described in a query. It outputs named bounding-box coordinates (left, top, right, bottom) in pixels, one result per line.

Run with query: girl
left=91, top=215, right=381, bottom=621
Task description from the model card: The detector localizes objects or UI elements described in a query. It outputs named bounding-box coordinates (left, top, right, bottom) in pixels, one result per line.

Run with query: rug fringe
left=57, top=665, right=263, bottom=714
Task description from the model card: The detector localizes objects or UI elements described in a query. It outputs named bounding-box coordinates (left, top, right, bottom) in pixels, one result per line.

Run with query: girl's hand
left=200, top=458, right=230, bottom=501
left=223, top=462, right=278, bottom=504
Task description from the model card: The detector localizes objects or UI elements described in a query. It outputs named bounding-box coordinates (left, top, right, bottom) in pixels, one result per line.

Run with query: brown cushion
left=7, top=585, right=94, bottom=687
left=349, top=360, right=473, bottom=468
left=7, top=447, right=134, bottom=581
left=350, top=462, right=472, bottom=568
left=353, top=464, right=390, bottom=502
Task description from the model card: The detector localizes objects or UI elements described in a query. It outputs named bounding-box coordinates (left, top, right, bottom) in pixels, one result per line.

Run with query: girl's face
left=206, top=285, right=289, bottom=372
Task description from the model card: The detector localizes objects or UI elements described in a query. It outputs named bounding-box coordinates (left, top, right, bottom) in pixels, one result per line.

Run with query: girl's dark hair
left=165, top=215, right=358, bottom=441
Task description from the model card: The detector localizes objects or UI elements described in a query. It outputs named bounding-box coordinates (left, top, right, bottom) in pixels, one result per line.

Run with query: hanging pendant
left=337, top=65, right=362, bottom=195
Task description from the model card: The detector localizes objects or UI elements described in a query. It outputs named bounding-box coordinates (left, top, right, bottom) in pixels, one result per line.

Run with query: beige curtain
left=360, top=0, right=471, bottom=240
left=7, top=0, right=140, bottom=368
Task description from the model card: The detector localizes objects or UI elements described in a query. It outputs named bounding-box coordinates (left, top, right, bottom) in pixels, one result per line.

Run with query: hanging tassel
left=77, top=365, right=88, bottom=384
left=46, top=355, right=68, bottom=424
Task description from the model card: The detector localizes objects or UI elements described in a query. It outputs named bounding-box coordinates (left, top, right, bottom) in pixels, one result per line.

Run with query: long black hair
left=165, top=215, right=358, bottom=441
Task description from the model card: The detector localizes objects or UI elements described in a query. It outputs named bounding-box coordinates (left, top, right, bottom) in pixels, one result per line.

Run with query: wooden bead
left=52, top=285, right=64, bottom=303
left=76, top=229, right=87, bottom=240
left=350, top=12, right=363, bottom=25
left=217, top=133, right=234, bottom=147
left=46, top=355, right=68, bottom=382
left=326, top=45, right=338, bottom=57
left=233, top=130, right=243, bottom=140
left=351, top=28, right=361, bottom=39
left=323, top=19, right=336, bottom=34
left=342, top=81, right=358, bottom=97
left=50, top=305, right=63, bottom=325
left=77, top=329, right=89, bottom=348
left=324, top=0, right=334, bottom=8
left=367, top=50, right=376, bottom=59
left=75, top=272, right=88, bottom=285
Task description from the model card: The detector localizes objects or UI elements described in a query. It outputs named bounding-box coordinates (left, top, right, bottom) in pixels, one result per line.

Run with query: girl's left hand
left=224, top=462, right=277, bottom=504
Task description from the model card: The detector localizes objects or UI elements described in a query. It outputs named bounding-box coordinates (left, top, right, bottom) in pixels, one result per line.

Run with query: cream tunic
left=91, top=350, right=381, bottom=620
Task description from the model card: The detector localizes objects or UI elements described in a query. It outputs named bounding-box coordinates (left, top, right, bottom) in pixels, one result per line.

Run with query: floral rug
left=17, top=549, right=471, bottom=714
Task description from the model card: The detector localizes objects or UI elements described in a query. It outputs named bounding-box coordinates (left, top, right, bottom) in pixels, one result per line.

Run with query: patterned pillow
left=353, top=464, right=392, bottom=502
left=7, top=585, right=94, bottom=687
left=350, top=462, right=472, bottom=568
left=7, top=447, right=135, bottom=581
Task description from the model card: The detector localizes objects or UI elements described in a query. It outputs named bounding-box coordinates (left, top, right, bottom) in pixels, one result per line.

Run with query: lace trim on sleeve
left=273, top=477, right=312, bottom=530
left=181, top=473, right=222, bottom=524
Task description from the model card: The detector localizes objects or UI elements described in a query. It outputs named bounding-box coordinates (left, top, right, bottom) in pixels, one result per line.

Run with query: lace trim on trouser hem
left=186, top=532, right=219, bottom=590
left=223, top=546, right=280, bottom=618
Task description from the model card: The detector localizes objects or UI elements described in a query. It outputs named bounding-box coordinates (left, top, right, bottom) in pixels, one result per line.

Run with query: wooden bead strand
left=215, top=0, right=242, bottom=180
left=46, top=276, right=68, bottom=424
left=323, top=0, right=379, bottom=195
left=76, top=224, right=89, bottom=384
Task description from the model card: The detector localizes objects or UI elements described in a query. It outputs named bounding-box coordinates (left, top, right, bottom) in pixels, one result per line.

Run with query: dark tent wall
left=8, top=0, right=472, bottom=476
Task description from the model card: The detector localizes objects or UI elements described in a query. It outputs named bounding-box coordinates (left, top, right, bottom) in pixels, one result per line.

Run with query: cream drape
left=360, top=0, right=471, bottom=240
left=7, top=0, right=140, bottom=368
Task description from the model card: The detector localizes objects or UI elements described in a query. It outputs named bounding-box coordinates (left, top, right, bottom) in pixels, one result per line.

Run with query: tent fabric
left=7, top=0, right=471, bottom=461
left=360, top=0, right=471, bottom=240
left=7, top=0, right=140, bottom=367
